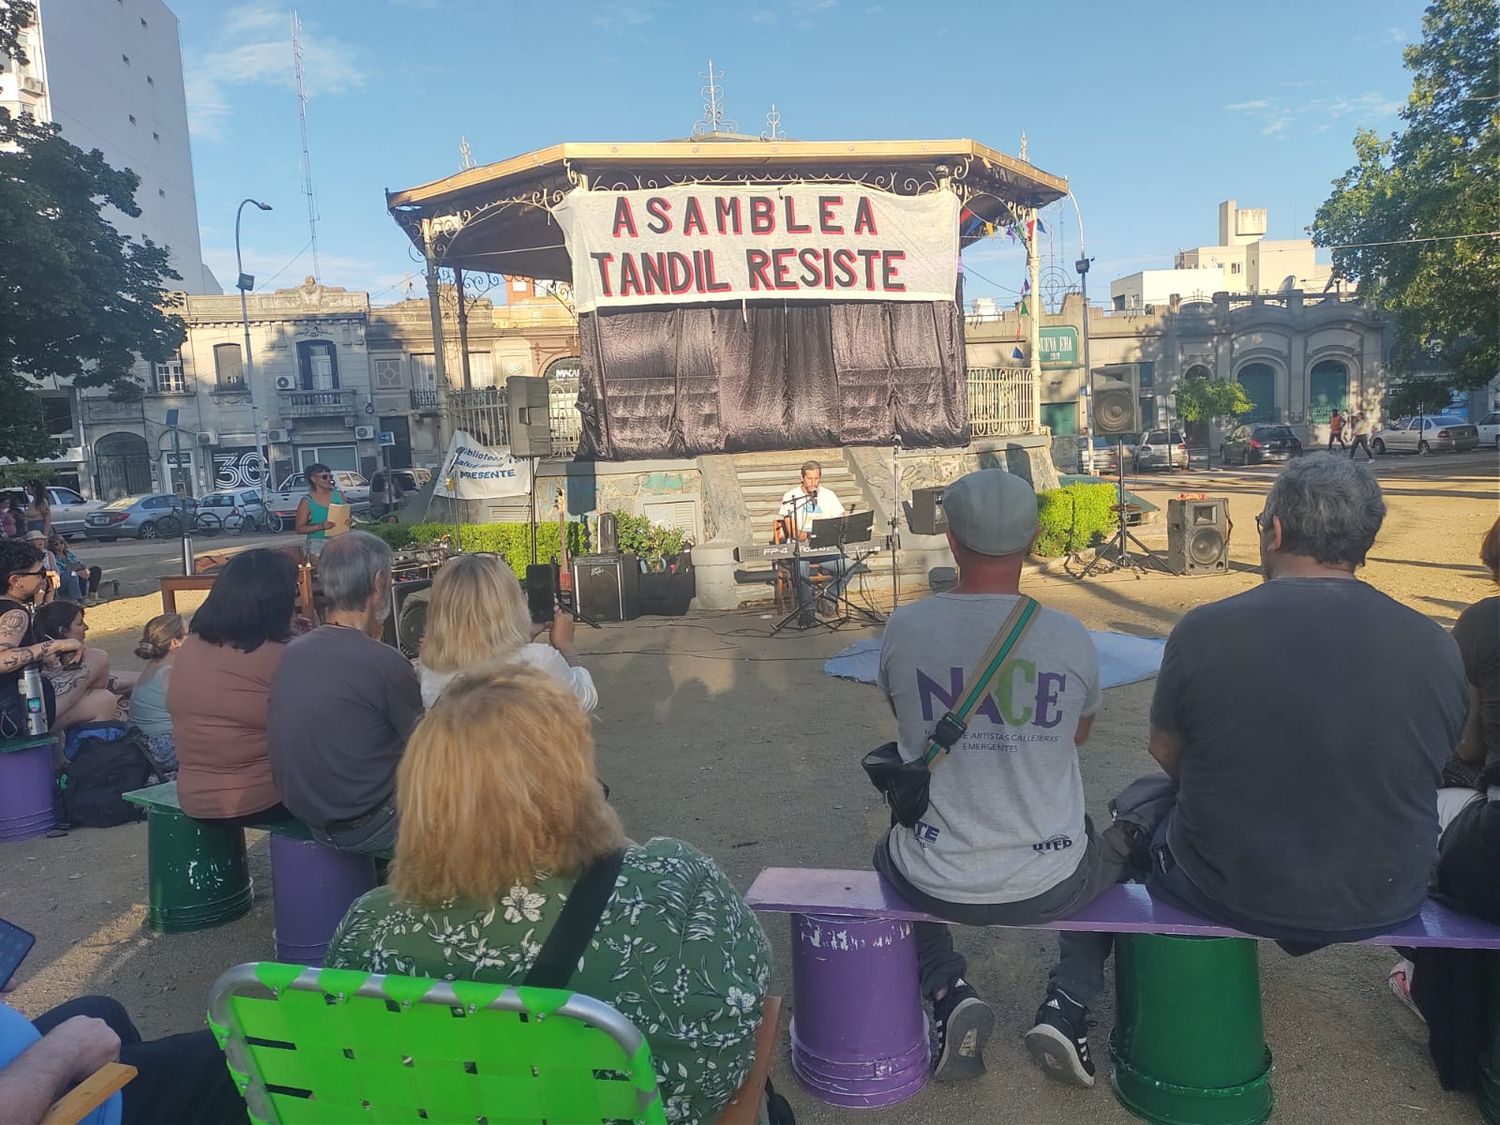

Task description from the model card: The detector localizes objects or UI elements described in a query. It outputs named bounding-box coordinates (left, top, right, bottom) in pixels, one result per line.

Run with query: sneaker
left=1388, top=959, right=1424, bottom=1021
left=1025, top=986, right=1096, bottom=1088
left=930, top=979, right=994, bottom=1082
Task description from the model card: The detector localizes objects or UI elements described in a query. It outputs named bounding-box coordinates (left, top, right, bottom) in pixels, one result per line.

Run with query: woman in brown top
left=166, top=549, right=298, bottom=824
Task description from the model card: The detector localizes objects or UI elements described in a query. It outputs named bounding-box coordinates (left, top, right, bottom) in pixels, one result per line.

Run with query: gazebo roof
left=386, top=137, right=1068, bottom=281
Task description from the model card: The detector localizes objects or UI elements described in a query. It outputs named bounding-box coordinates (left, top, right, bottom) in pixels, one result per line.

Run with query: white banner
left=555, top=184, right=960, bottom=313
left=434, top=430, right=532, bottom=500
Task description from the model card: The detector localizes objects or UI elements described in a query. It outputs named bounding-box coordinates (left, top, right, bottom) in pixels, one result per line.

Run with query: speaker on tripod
left=1167, top=498, right=1230, bottom=575
left=505, top=376, right=552, bottom=458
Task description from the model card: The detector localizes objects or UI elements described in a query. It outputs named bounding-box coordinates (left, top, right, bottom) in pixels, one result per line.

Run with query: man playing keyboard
left=778, top=460, right=854, bottom=628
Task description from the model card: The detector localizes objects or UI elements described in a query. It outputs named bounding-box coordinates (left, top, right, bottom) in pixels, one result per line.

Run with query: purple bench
left=746, top=867, right=1500, bottom=1115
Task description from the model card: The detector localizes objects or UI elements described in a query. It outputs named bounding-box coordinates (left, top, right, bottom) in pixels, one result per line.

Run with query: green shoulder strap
left=919, top=595, right=1040, bottom=767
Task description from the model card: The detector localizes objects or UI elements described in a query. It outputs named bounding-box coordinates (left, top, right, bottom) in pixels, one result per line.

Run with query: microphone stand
left=770, top=490, right=829, bottom=636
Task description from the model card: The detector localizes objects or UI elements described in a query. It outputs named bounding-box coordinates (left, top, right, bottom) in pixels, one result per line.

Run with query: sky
left=171, top=0, right=1423, bottom=308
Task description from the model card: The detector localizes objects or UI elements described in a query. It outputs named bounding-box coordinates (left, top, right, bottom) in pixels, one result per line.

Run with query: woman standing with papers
left=293, top=463, right=350, bottom=560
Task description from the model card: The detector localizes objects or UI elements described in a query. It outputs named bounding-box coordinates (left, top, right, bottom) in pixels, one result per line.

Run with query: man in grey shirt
left=269, top=532, right=423, bottom=856
left=874, top=469, right=1132, bottom=1082
left=1028, top=455, right=1467, bottom=1091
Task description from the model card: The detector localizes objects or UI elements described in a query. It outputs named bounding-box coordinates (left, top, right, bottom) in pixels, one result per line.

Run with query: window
left=372, top=357, right=403, bottom=389
left=410, top=353, right=437, bottom=390
left=153, top=356, right=186, bottom=394
left=466, top=351, right=495, bottom=389
left=296, top=340, right=339, bottom=390
left=214, top=343, right=245, bottom=388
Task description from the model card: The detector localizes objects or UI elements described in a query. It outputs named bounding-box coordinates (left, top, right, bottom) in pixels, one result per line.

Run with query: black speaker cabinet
left=909, top=486, right=948, bottom=535
left=571, top=554, right=641, bottom=622
left=382, top=577, right=433, bottom=657
left=1167, top=498, right=1230, bottom=575
left=505, top=376, right=552, bottom=457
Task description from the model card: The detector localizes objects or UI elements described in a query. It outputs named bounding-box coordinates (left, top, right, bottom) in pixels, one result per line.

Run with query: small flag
left=1026, top=219, right=1036, bottom=240
left=984, top=221, right=995, bottom=237
left=1011, top=346, right=1025, bottom=361
left=1037, top=218, right=1048, bottom=234
left=1019, top=298, right=1030, bottom=317
left=1022, top=278, right=1031, bottom=293
left=1006, top=225, right=1017, bottom=242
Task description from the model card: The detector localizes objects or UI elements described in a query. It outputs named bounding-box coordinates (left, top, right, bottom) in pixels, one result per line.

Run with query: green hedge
left=1034, top=483, right=1118, bottom=557
left=366, top=521, right=589, bottom=578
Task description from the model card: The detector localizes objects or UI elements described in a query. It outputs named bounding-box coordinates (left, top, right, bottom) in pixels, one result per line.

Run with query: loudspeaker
left=525, top=563, right=557, bottom=624
left=1167, top=498, right=1230, bottom=575
left=571, top=554, right=640, bottom=622
left=505, top=376, right=551, bottom=457
left=597, top=511, right=619, bottom=556
left=1092, top=364, right=1141, bottom=435
left=382, top=578, right=433, bottom=657
left=909, top=486, right=948, bottom=535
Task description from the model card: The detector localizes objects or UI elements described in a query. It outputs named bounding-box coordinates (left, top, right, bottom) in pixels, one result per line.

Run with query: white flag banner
left=554, top=183, right=960, bottom=314
left=434, top=430, right=532, bottom=500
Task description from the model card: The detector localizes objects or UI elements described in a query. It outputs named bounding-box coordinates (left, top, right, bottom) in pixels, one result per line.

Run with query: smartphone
left=0, top=916, right=35, bottom=990
left=525, top=564, right=557, bottom=625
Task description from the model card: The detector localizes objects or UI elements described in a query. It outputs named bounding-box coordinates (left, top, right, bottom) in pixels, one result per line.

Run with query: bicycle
left=224, top=509, right=263, bottom=535
left=193, top=511, right=223, bottom=538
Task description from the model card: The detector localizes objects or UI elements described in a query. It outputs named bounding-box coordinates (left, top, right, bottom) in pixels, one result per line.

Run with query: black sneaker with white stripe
left=1024, top=986, right=1096, bottom=1088
left=930, top=979, right=994, bottom=1082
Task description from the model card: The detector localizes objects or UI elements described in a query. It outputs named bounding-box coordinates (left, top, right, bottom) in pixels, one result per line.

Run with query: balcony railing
left=410, top=388, right=440, bottom=410
left=967, top=366, right=1036, bottom=437
left=279, top=388, right=357, bottom=418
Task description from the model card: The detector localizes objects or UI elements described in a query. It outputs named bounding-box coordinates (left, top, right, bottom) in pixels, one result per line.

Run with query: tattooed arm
left=0, top=609, right=82, bottom=674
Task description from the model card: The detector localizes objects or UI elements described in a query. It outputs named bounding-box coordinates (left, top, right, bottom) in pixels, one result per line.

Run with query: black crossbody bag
left=862, top=596, right=1040, bottom=828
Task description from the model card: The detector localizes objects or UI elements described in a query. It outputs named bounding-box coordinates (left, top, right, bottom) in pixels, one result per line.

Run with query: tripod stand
left=1078, top=438, right=1178, bottom=578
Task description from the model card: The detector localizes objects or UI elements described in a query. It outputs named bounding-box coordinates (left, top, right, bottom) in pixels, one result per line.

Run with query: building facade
left=1110, top=199, right=1333, bottom=310
left=967, top=289, right=1389, bottom=447
left=75, top=277, right=583, bottom=499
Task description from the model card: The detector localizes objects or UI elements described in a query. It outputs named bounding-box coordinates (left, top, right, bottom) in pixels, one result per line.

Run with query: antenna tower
left=692, top=60, right=737, bottom=137
left=291, top=11, right=321, bottom=280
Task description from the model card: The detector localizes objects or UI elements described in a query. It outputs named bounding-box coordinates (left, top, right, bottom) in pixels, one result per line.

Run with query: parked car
left=1372, top=415, right=1481, bottom=455
left=45, top=486, right=107, bottom=538
left=266, top=470, right=371, bottom=524
left=194, top=489, right=270, bottom=534
left=1131, top=429, right=1189, bottom=471
left=83, top=493, right=197, bottom=541
left=1219, top=424, right=1304, bottom=466
left=1072, top=434, right=1124, bottom=476
left=1474, top=410, right=1500, bottom=449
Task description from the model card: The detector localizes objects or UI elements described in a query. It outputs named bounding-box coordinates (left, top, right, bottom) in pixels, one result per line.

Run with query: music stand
left=808, top=511, right=885, bottom=628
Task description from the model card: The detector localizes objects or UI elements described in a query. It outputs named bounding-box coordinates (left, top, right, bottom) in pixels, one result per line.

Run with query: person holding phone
left=0, top=915, right=248, bottom=1125
left=417, top=552, right=595, bottom=711
left=0, top=542, right=82, bottom=738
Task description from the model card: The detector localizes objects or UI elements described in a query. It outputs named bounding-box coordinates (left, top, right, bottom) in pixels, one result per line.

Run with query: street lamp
left=235, top=198, right=273, bottom=499
left=1068, top=191, right=1096, bottom=472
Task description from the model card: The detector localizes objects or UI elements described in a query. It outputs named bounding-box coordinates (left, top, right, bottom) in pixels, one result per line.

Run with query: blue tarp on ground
left=824, top=630, right=1165, bottom=689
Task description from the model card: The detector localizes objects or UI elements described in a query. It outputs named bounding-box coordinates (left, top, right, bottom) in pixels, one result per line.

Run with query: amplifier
left=1167, top=498, right=1230, bottom=575
left=909, top=486, right=947, bottom=535
left=571, top=554, right=641, bottom=622
left=381, top=577, right=433, bottom=657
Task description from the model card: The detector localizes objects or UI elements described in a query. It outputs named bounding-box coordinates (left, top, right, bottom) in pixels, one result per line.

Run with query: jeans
left=311, top=793, right=398, bottom=857
left=793, top=556, right=855, bottom=612
left=1327, top=432, right=1347, bottom=450
left=873, top=817, right=1133, bottom=1001
left=31, top=996, right=247, bottom=1125
left=1349, top=435, right=1373, bottom=460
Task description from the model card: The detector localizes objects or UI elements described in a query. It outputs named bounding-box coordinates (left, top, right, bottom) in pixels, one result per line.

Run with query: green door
left=1308, top=361, right=1349, bottom=423
left=1236, top=364, right=1276, bottom=424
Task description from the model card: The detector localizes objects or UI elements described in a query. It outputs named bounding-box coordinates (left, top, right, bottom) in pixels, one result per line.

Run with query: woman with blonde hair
left=418, top=552, right=596, bottom=711
left=130, top=612, right=188, bottom=778
left=327, top=667, right=769, bottom=1125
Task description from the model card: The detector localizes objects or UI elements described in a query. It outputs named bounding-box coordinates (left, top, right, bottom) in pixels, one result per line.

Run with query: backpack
left=57, top=722, right=152, bottom=829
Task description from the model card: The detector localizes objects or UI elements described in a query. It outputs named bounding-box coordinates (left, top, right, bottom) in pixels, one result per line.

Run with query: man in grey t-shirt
left=873, top=469, right=1131, bottom=1082
left=1027, top=455, right=1467, bottom=1093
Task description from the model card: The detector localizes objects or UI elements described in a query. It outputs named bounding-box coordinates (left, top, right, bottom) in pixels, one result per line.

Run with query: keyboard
left=734, top=541, right=885, bottom=563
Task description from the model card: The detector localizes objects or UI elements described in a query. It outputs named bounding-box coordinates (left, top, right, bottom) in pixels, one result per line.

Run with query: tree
left=0, top=0, right=186, bottom=461
left=1174, top=376, right=1254, bottom=423
left=1312, top=0, right=1500, bottom=393
left=1386, top=378, right=1456, bottom=418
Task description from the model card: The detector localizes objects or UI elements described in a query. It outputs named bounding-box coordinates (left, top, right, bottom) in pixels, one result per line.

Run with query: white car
left=1371, top=415, right=1480, bottom=455
left=1475, top=410, right=1500, bottom=449
left=266, top=471, right=371, bottom=524
left=46, top=486, right=107, bottom=538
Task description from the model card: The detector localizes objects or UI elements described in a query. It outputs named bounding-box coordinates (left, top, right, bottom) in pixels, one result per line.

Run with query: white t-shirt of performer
left=778, top=484, right=845, bottom=536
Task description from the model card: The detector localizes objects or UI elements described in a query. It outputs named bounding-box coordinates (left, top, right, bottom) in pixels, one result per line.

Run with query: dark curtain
left=576, top=300, right=969, bottom=460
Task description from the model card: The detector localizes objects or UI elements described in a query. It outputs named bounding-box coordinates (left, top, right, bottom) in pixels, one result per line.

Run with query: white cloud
left=1225, top=99, right=1271, bottom=112
left=1223, top=88, right=1401, bottom=139
left=1382, top=26, right=1408, bottom=44
left=390, top=0, right=441, bottom=8
left=749, top=8, right=778, bottom=25
left=184, top=3, right=365, bottom=141
left=1261, top=116, right=1291, bottom=138
left=592, top=2, right=664, bottom=32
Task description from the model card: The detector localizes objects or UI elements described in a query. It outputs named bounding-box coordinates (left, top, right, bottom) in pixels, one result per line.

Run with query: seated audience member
left=1387, top=516, right=1500, bottom=1090
left=326, top=666, right=770, bottom=1125
left=0, top=541, right=82, bottom=738
left=269, top=531, right=422, bottom=855
left=49, top=535, right=101, bottom=606
left=129, top=613, right=187, bottom=780
left=1, top=976, right=247, bottom=1125
left=23, top=532, right=60, bottom=604
left=1030, top=455, right=1468, bottom=1090
left=418, top=552, right=596, bottom=711
left=874, top=469, right=1127, bottom=1081
left=33, top=602, right=132, bottom=731
left=167, top=549, right=298, bottom=825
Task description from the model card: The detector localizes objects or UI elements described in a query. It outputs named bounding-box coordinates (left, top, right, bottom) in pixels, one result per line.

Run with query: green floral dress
left=326, top=837, right=771, bottom=1124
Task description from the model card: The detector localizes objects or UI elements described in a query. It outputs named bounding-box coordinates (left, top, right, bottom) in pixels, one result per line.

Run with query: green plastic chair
left=208, top=962, right=668, bottom=1124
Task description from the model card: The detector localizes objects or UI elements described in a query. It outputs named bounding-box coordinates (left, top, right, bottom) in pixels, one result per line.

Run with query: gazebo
left=386, top=138, right=1068, bottom=457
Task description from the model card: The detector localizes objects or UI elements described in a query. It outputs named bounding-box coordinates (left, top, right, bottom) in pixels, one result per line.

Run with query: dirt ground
left=3, top=451, right=1497, bottom=1124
